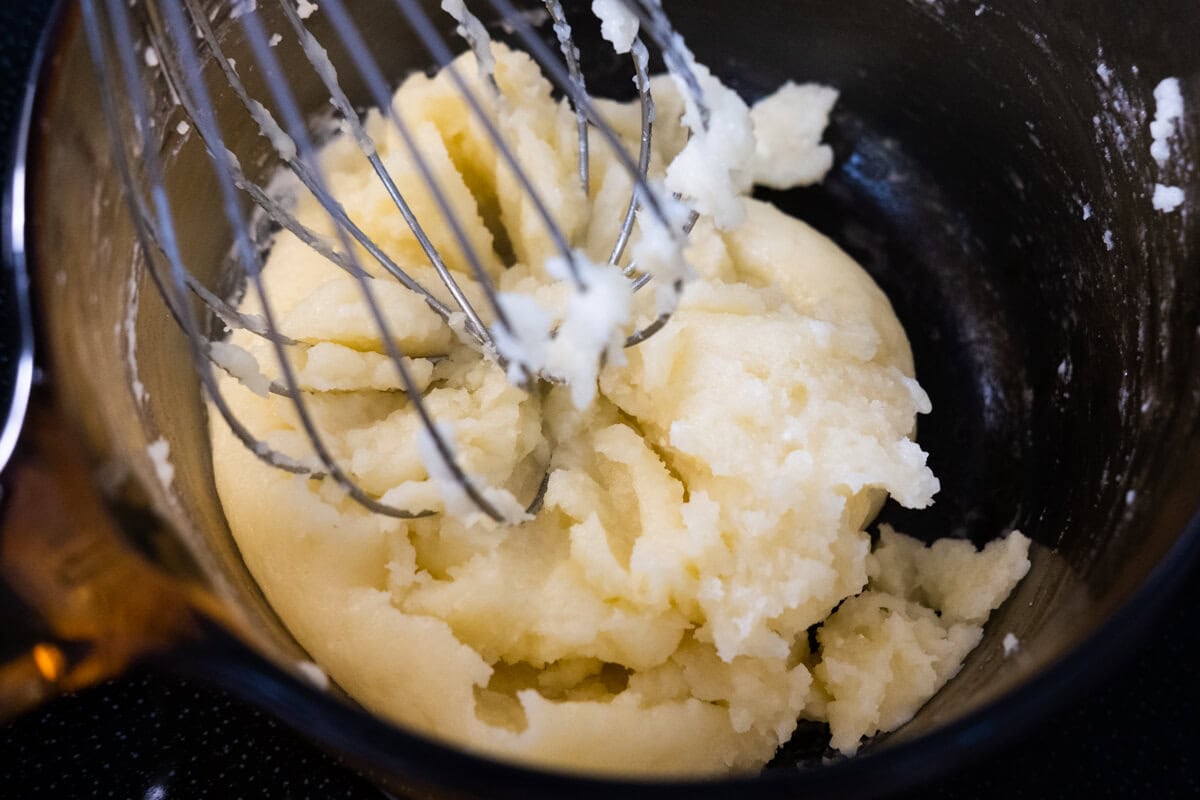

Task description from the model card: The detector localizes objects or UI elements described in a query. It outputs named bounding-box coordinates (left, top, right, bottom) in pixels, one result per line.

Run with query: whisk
left=80, top=0, right=710, bottom=523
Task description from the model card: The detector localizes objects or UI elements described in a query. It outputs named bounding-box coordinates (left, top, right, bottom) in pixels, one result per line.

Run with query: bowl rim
left=0, top=0, right=38, bottom=475
left=10, top=2, right=1200, bottom=797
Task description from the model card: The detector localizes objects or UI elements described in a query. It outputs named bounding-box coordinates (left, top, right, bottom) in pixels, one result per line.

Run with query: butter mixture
left=210, top=42, right=1030, bottom=775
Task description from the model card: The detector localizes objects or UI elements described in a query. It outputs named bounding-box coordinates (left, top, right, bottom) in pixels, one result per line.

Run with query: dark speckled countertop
left=1, top=3, right=1197, bottom=798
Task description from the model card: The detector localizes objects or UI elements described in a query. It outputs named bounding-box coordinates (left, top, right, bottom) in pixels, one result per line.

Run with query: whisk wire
left=275, top=0, right=496, bottom=349
left=84, top=0, right=316, bottom=492
left=481, top=0, right=696, bottom=345
left=608, top=37, right=654, bottom=269
left=90, top=0, right=709, bottom=522
left=391, top=0, right=588, bottom=293
left=317, top=0, right=524, bottom=349
left=622, top=0, right=711, bottom=129
left=98, top=0, right=459, bottom=518
left=542, top=0, right=590, bottom=194
left=236, top=4, right=516, bottom=520
left=171, top=0, right=454, bottom=516
left=484, top=0, right=690, bottom=229
left=169, top=0, right=472, bottom=337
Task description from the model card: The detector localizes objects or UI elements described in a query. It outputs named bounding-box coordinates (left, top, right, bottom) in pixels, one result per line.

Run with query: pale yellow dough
left=211, top=45, right=1030, bottom=775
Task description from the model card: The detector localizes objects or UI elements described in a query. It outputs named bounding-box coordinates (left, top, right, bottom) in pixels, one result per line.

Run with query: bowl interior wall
left=29, top=0, right=1200, bottom=784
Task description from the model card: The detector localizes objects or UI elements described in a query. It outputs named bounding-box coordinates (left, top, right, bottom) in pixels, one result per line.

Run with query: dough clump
left=211, top=44, right=1030, bottom=775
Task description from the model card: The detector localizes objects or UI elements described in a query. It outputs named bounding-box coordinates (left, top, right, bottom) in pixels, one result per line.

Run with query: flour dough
left=210, top=44, right=1029, bottom=776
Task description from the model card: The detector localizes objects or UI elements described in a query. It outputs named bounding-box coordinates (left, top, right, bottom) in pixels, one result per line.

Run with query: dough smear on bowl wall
left=209, top=29, right=1030, bottom=776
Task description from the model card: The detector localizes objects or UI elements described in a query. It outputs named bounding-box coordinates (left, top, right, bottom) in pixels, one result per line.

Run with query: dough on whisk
left=210, top=43, right=1029, bottom=776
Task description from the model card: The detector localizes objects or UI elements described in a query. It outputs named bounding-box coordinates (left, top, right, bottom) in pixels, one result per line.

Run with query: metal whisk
left=81, top=0, right=709, bottom=522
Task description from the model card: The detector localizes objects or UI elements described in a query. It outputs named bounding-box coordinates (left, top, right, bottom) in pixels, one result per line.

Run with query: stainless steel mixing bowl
left=3, top=1, right=1199, bottom=797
